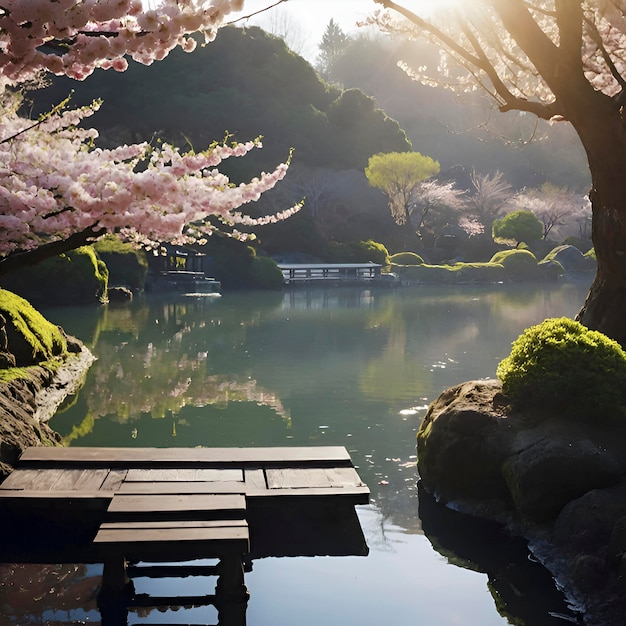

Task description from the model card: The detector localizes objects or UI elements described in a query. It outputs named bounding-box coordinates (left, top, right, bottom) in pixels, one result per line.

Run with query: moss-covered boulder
left=0, top=289, right=68, bottom=369
left=93, top=235, right=148, bottom=291
left=489, top=249, right=541, bottom=280
left=542, top=245, right=596, bottom=272
left=0, top=247, right=108, bottom=305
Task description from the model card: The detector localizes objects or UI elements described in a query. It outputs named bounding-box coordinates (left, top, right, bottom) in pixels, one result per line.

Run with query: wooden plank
left=18, top=446, right=354, bottom=467
left=99, top=519, right=248, bottom=530
left=324, top=467, right=366, bottom=487
left=94, top=526, right=249, bottom=548
left=0, top=468, right=65, bottom=491
left=266, top=468, right=333, bottom=489
left=0, top=489, right=114, bottom=500
left=50, top=468, right=109, bottom=491
left=125, top=468, right=243, bottom=482
left=244, top=468, right=267, bottom=491
left=118, top=481, right=246, bottom=495
left=107, top=493, right=246, bottom=517
left=100, top=469, right=128, bottom=491
left=246, top=486, right=370, bottom=504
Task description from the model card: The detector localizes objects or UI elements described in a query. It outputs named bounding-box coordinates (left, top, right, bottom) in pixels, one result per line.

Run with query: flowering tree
left=511, top=183, right=591, bottom=240
left=371, top=0, right=626, bottom=345
left=465, top=171, right=513, bottom=239
left=0, top=0, right=300, bottom=276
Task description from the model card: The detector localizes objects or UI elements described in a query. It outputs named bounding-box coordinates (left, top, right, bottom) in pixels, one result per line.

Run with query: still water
left=4, top=281, right=593, bottom=625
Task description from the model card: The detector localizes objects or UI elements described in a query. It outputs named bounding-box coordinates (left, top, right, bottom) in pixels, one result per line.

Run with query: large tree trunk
left=570, top=92, right=626, bottom=346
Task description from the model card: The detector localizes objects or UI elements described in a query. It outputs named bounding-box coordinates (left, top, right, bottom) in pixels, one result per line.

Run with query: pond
left=3, top=280, right=593, bottom=625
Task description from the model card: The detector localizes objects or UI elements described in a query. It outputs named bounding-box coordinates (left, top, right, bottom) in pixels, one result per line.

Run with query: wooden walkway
left=0, top=446, right=369, bottom=626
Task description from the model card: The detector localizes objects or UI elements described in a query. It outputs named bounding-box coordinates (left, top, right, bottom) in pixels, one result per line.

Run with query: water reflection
left=28, top=281, right=593, bottom=626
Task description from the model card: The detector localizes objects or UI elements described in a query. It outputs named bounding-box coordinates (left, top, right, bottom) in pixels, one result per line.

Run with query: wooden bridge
left=0, top=446, right=369, bottom=626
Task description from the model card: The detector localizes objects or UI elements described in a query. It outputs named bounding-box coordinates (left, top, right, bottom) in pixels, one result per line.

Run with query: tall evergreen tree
left=316, top=19, right=349, bottom=81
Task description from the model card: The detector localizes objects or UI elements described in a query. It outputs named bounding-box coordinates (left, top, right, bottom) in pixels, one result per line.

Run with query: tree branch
left=0, top=226, right=106, bottom=277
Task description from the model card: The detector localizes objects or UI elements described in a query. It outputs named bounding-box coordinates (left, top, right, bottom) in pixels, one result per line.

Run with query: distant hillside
left=329, top=36, right=590, bottom=191
left=30, top=26, right=411, bottom=178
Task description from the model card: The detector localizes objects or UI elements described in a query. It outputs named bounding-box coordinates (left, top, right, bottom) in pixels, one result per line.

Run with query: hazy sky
left=228, top=0, right=386, bottom=62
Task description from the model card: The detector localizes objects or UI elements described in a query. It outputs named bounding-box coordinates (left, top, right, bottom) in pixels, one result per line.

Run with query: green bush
left=496, top=317, right=626, bottom=420
left=93, top=235, right=148, bottom=290
left=248, top=256, right=284, bottom=289
left=490, top=249, right=540, bottom=278
left=0, top=247, right=108, bottom=305
left=324, top=240, right=389, bottom=264
left=390, top=252, right=425, bottom=266
left=493, top=210, right=543, bottom=244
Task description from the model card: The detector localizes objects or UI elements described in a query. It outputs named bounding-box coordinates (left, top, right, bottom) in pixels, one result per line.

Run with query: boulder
left=417, top=379, right=626, bottom=625
left=417, top=380, right=513, bottom=507
left=502, top=436, right=622, bottom=522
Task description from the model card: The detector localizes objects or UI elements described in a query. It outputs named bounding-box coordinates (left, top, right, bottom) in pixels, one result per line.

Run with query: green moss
left=390, top=252, right=425, bottom=266
left=394, top=262, right=507, bottom=283
left=496, top=317, right=626, bottom=421
left=489, top=249, right=539, bottom=278
left=93, top=235, right=148, bottom=290
left=0, top=289, right=67, bottom=363
left=0, top=247, right=108, bottom=304
left=248, top=256, right=284, bottom=289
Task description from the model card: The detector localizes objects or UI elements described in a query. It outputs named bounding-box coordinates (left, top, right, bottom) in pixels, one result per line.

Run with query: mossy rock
left=496, top=317, right=626, bottom=422
left=93, top=235, right=148, bottom=290
left=542, top=245, right=596, bottom=272
left=248, top=256, right=284, bottom=289
left=0, top=289, right=68, bottom=369
left=390, top=252, right=425, bottom=266
left=489, top=249, right=540, bottom=279
left=0, top=247, right=108, bottom=305
left=395, top=262, right=507, bottom=284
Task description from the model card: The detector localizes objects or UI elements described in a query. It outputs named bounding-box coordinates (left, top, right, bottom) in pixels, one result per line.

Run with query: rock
left=107, top=286, right=133, bottom=303
left=546, top=245, right=595, bottom=272
left=417, top=380, right=513, bottom=508
left=502, top=436, right=622, bottom=522
left=417, top=379, right=626, bottom=625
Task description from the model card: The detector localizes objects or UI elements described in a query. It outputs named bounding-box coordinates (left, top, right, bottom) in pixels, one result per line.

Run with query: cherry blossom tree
left=0, top=0, right=300, bottom=276
left=370, top=1, right=626, bottom=345
left=511, top=183, right=590, bottom=240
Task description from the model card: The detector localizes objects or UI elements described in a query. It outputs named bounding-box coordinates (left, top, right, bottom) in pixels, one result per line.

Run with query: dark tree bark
left=0, top=226, right=105, bottom=278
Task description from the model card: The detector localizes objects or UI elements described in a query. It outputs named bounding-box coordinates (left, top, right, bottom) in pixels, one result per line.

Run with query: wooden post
left=215, top=556, right=248, bottom=626
left=98, top=556, right=131, bottom=626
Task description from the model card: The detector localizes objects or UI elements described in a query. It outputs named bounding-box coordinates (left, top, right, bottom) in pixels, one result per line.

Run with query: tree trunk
left=570, top=93, right=626, bottom=346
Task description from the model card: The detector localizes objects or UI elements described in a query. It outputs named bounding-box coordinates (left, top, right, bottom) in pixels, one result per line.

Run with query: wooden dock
left=0, top=446, right=369, bottom=626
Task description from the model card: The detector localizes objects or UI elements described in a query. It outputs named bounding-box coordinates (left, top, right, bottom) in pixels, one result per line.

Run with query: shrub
left=248, top=256, right=284, bottom=289
left=493, top=210, right=543, bottom=244
left=93, top=235, right=148, bottom=290
left=324, top=240, right=389, bottom=264
left=0, top=247, right=108, bottom=305
left=496, top=317, right=626, bottom=420
left=489, top=249, right=540, bottom=279
left=390, top=252, right=425, bottom=266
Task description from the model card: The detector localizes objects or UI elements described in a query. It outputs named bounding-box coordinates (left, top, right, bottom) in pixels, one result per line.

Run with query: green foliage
left=0, top=289, right=67, bottom=367
left=393, top=262, right=507, bottom=284
left=324, top=240, right=389, bottom=264
left=32, top=26, right=411, bottom=174
left=496, top=318, right=626, bottom=420
left=0, top=247, right=108, bottom=305
left=365, top=151, right=439, bottom=196
left=489, top=249, right=540, bottom=278
left=390, top=252, right=425, bottom=265
left=492, top=210, right=543, bottom=244
left=93, top=235, right=148, bottom=290
left=248, top=256, right=284, bottom=290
